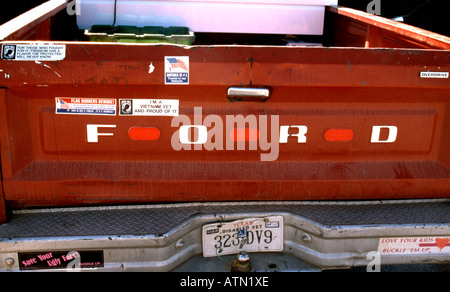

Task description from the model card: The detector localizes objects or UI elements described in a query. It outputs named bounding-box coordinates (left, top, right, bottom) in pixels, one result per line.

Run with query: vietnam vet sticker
left=119, top=99, right=179, bottom=116
left=2, top=44, right=65, bottom=61
left=165, top=56, right=189, bottom=84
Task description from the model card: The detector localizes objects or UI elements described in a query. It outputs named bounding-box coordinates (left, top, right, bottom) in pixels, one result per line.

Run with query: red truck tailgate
left=0, top=2, right=449, bottom=272
left=0, top=43, right=449, bottom=208
left=0, top=3, right=448, bottom=212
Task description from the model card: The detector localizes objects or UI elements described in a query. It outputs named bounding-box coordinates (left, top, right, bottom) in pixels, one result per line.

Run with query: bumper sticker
left=2, top=44, right=66, bottom=61
left=19, top=250, right=104, bottom=270
left=378, top=237, right=450, bottom=255
left=165, top=56, right=189, bottom=84
left=55, top=98, right=117, bottom=115
left=119, top=99, right=179, bottom=116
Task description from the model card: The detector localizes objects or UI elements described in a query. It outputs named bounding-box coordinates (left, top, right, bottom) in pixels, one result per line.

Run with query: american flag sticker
left=165, top=56, right=189, bottom=85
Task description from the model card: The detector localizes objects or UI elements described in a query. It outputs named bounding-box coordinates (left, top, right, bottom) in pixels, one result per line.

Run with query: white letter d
left=371, top=126, right=397, bottom=143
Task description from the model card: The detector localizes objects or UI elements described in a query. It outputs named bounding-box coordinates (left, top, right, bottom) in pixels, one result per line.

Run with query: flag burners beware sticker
left=55, top=98, right=116, bottom=115
left=165, top=56, right=189, bottom=85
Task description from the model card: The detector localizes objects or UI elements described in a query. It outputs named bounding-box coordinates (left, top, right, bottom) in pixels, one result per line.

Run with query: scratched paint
left=35, top=61, right=61, bottom=77
left=148, top=62, right=155, bottom=74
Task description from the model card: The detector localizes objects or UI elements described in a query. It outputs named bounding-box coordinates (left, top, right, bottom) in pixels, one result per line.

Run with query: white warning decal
left=2, top=44, right=66, bottom=61
left=378, top=237, right=450, bottom=255
left=119, top=99, right=179, bottom=116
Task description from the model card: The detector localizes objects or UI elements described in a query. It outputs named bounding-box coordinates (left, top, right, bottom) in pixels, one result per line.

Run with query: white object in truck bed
left=77, top=0, right=339, bottom=35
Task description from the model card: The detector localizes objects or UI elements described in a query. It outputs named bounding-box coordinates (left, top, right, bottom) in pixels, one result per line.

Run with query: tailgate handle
left=227, top=87, right=271, bottom=102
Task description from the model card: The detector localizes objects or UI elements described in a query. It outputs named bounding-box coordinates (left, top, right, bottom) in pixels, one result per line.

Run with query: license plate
left=202, top=216, right=283, bottom=257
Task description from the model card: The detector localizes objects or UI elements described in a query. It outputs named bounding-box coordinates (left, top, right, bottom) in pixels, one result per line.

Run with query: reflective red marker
left=128, top=127, right=161, bottom=141
left=324, top=129, right=354, bottom=142
left=230, top=128, right=260, bottom=141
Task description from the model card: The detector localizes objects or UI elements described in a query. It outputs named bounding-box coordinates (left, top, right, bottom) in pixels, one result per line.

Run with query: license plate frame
left=202, top=216, right=284, bottom=257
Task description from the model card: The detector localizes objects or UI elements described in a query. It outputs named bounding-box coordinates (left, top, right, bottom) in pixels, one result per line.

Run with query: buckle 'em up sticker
left=19, top=250, right=104, bottom=270
left=165, top=56, right=189, bottom=84
left=119, top=99, right=179, bottom=116
left=2, top=44, right=66, bottom=61
left=56, top=98, right=117, bottom=115
left=378, top=236, right=450, bottom=255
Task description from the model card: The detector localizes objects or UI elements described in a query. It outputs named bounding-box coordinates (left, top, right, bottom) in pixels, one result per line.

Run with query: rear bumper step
left=1, top=199, right=449, bottom=271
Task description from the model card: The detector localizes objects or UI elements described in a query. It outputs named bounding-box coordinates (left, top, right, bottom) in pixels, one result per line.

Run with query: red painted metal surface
left=327, top=6, right=450, bottom=49
left=0, top=89, right=7, bottom=223
left=0, top=43, right=448, bottom=208
left=0, top=5, right=449, bottom=213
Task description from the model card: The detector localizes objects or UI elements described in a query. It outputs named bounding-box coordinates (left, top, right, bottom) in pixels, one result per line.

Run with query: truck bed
left=0, top=0, right=448, bottom=272
left=1, top=1, right=448, bottom=210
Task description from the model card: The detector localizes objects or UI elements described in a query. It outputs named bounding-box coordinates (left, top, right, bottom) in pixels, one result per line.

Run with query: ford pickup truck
left=0, top=0, right=449, bottom=272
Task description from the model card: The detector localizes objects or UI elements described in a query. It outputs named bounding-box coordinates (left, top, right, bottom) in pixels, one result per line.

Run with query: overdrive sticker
left=19, top=250, right=104, bottom=270
left=165, top=56, right=189, bottom=84
left=55, top=98, right=117, bottom=115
